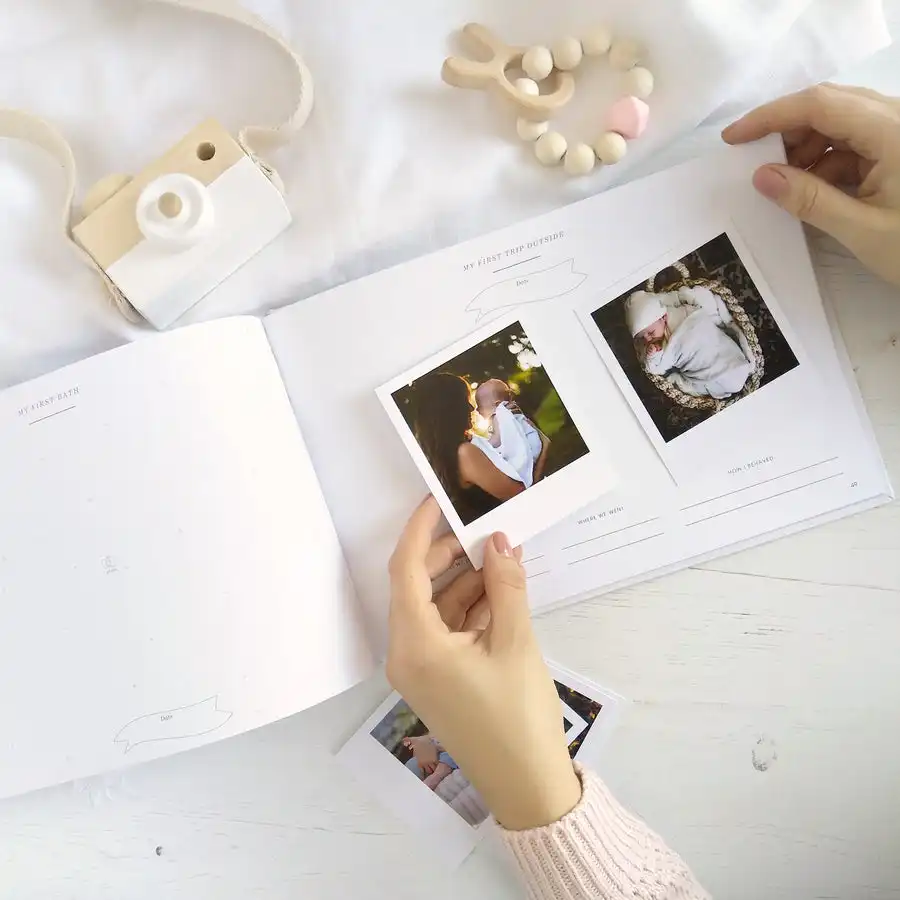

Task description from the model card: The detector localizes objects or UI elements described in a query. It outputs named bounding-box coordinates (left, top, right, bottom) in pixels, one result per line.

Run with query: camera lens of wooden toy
left=136, top=173, right=215, bottom=249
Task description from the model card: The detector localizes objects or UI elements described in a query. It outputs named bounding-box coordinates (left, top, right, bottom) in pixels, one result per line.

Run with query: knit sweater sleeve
left=499, top=764, right=710, bottom=900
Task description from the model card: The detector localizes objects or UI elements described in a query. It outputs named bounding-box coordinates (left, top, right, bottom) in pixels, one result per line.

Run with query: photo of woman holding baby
left=592, top=233, right=800, bottom=443
left=392, top=322, right=589, bottom=526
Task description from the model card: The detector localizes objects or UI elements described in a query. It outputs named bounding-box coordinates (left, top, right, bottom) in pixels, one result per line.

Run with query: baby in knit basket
left=625, top=284, right=754, bottom=400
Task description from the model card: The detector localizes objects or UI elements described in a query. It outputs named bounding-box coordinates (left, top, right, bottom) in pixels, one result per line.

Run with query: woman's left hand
left=387, top=498, right=581, bottom=830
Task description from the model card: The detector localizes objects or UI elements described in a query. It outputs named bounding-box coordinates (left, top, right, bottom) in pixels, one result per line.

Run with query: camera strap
left=0, top=0, right=314, bottom=322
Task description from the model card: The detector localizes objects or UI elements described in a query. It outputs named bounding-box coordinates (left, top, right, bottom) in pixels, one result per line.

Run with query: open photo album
left=0, top=136, right=891, bottom=801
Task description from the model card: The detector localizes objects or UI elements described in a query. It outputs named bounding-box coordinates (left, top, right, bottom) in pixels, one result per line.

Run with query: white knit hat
left=624, top=290, right=666, bottom=337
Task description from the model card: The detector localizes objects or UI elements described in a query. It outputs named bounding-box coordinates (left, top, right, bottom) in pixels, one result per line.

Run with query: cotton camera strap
left=0, top=0, right=313, bottom=322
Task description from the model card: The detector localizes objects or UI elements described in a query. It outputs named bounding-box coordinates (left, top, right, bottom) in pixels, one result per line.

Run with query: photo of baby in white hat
left=589, top=233, right=799, bottom=444
left=624, top=284, right=754, bottom=401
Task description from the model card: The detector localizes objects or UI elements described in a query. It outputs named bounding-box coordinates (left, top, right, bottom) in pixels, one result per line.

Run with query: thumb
left=753, top=164, right=874, bottom=254
left=482, top=533, right=531, bottom=651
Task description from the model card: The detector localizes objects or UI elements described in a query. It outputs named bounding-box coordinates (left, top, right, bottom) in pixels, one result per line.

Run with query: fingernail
left=721, top=123, right=736, bottom=142
left=753, top=166, right=789, bottom=201
left=492, top=532, right=512, bottom=556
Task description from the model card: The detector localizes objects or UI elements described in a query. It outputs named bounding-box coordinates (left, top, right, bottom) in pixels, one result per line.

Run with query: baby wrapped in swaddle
left=625, top=285, right=753, bottom=400
left=473, top=379, right=546, bottom=488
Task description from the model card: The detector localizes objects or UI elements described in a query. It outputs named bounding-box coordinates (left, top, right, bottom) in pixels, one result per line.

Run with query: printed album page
left=0, top=317, right=374, bottom=800
left=265, top=136, right=892, bottom=651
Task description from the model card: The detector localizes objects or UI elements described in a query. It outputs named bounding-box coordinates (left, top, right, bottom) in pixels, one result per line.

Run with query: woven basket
left=641, top=261, right=764, bottom=412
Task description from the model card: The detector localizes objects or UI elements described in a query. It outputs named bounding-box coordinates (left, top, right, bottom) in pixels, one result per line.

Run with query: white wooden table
left=3, top=20, right=900, bottom=900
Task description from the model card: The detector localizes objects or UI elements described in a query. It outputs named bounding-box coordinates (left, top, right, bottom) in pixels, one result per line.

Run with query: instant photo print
left=579, top=227, right=831, bottom=485
left=378, top=311, right=617, bottom=566
left=336, top=662, right=625, bottom=870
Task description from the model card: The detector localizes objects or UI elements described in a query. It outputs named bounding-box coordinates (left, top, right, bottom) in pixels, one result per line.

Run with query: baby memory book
left=0, top=137, right=891, bottom=800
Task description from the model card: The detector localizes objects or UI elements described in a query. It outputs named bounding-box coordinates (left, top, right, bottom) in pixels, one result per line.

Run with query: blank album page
left=0, top=318, right=373, bottom=799
left=265, top=138, right=891, bottom=652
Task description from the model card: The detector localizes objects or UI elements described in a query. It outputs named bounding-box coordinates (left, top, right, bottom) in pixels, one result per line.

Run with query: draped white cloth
left=0, top=0, right=889, bottom=387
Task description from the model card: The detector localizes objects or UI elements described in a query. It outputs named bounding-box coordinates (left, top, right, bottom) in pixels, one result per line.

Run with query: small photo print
left=589, top=233, right=800, bottom=444
left=557, top=681, right=604, bottom=758
left=367, top=677, right=622, bottom=830
left=370, top=698, right=489, bottom=828
left=389, top=320, right=589, bottom=527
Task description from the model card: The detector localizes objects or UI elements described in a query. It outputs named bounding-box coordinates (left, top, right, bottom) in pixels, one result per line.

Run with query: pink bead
left=607, top=96, right=650, bottom=140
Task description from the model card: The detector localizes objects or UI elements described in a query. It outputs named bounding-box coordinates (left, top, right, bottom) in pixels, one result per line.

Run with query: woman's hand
left=723, top=84, right=900, bottom=287
left=387, top=497, right=581, bottom=830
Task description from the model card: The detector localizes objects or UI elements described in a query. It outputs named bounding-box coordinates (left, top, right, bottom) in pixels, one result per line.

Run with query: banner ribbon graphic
left=466, top=259, right=587, bottom=321
left=113, top=695, right=233, bottom=754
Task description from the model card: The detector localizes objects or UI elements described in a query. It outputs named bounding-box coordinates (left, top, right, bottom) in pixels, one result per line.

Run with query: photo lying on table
left=335, top=661, right=625, bottom=868
left=580, top=228, right=813, bottom=482
left=369, top=697, right=489, bottom=829
left=378, top=313, right=613, bottom=566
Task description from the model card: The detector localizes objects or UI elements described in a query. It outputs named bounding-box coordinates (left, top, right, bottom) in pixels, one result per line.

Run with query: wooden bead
left=522, top=45, right=553, bottom=81
left=609, top=38, right=642, bottom=71
left=513, top=77, right=540, bottom=97
left=582, top=25, right=612, bottom=56
left=593, top=131, right=627, bottom=165
left=516, top=117, right=549, bottom=141
left=622, top=66, right=654, bottom=99
left=534, top=131, right=567, bottom=166
left=551, top=37, right=583, bottom=71
left=563, top=143, right=596, bottom=176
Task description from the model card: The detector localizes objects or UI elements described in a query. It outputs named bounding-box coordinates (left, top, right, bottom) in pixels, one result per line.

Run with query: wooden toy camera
left=0, top=0, right=313, bottom=329
left=72, top=120, right=291, bottom=330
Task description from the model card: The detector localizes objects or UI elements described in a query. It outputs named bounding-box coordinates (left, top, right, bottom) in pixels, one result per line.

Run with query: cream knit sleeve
left=499, top=764, right=710, bottom=900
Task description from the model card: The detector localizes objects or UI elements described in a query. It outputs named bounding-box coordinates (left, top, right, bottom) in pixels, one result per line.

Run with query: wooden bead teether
left=443, top=22, right=654, bottom=177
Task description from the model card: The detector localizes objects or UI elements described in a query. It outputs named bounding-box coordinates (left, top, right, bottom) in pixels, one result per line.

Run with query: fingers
left=808, top=149, right=865, bottom=187
left=461, top=593, right=490, bottom=632
left=787, top=131, right=832, bottom=170
left=481, top=532, right=532, bottom=652
left=425, top=531, right=465, bottom=580
left=434, top=568, right=485, bottom=631
left=388, top=496, right=444, bottom=628
left=722, top=84, right=896, bottom=160
left=752, top=163, right=878, bottom=256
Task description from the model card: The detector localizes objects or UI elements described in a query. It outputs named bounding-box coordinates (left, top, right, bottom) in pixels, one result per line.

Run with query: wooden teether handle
left=441, top=22, right=575, bottom=120
left=442, top=23, right=516, bottom=90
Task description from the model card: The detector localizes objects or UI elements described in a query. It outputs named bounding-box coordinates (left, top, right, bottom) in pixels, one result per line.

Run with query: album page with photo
left=265, top=135, right=893, bottom=648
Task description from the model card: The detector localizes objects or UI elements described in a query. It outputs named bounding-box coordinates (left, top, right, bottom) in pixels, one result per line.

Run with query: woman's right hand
left=723, top=84, right=900, bottom=287
left=387, top=498, right=581, bottom=831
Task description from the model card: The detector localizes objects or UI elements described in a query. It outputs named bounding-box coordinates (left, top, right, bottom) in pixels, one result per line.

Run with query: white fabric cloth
left=494, top=402, right=543, bottom=488
left=0, top=1, right=890, bottom=389
left=644, top=293, right=754, bottom=399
